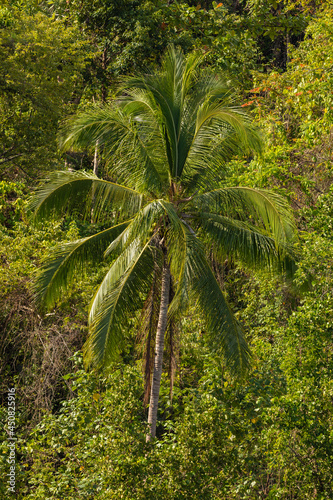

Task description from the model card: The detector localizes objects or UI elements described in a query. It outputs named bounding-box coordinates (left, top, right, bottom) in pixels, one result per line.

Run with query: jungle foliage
left=1, top=1, right=333, bottom=499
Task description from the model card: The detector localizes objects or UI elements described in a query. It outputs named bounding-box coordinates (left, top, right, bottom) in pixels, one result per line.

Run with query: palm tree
left=30, top=47, right=295, bottom=441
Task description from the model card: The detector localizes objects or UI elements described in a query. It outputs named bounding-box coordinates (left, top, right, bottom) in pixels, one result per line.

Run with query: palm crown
left=31, top=46, right=296, bottom=439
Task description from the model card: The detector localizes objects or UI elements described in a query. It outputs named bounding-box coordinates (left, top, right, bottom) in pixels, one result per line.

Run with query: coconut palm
left=30, top=46, right=295, bottom=441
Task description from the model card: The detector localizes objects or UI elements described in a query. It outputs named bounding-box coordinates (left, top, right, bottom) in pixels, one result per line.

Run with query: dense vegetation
left=1, top=0, right=333, bottom=498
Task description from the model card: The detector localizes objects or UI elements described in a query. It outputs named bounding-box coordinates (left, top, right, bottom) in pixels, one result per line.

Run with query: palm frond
left=60, top=106, right=168, bottom=195
left=180, top=49, right=204, bottom=106
left=159, top=199, right=251, bottom=376
left=29, top=171, right=142, bottom=223
left=125, top=46, right=203, bottom=180
left=196, top=212, right=294, bottom=272
left=191, top=262, right=252, bottom=377
left=84, top=242, right=163, bottom=368
left=91, top=201, right=165, bottom=325
left=192, top=187, right=296, bottom=245
left=158, top=201, right=203, bottom=317
left=119, top=89, right=171, bottom=191
left=180, top=103, right=262, bottom=190
left=34, top=222, right=130, bottom=309
left=103, top=200, right=165, bottom=258
left=117, top=47, right=261, bottom=188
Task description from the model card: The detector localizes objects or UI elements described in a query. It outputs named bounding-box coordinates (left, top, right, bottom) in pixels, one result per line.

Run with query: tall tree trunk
left=146, top=258, right=170, bottom=442
left=91, top=140, right=99, bottom=222
left=93, top=139, right=99, bottom=177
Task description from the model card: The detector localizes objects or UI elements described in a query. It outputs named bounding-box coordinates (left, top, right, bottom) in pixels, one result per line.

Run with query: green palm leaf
left=158, top=200, right=251, bottom=374
left=195, top=212, right=292, bottom=271
left=34, top=222, right=130, bottom=309
left=89, top=201, right=166, bottom=329
left=103, top=200, right=165, bottom=258
left=181, top=103, right=262, bottom=190
left=125, top=47, right=204, bottom=179
left=85, top=241, right=162, bottom=368
left=29, top=171, right=142, bottom=222
left=191, top=262, right=252, bottom=377
left=61, top=105, right=168, bottom=195
left=192, top=186, right=296, bottom=245
left=158, top=200, right=202, bottom=317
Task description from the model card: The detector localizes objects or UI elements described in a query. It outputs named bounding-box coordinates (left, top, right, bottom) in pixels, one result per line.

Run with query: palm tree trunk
left=93, top=139, right=99, bottom=177
left=91, top=140, right=99, bottom=222
left=146, top=258, right=170, bottom=442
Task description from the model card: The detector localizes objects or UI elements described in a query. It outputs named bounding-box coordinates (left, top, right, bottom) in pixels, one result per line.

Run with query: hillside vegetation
left=1, top=1, right=333, bottom=498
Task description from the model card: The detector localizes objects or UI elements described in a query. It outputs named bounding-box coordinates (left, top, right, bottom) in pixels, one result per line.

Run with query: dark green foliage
left=0, top=6, right=93, bottom=180
left=1, top=2, right=333, bottom=499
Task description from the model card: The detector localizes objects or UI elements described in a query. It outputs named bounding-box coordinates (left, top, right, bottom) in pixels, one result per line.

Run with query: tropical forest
left=1, top=0, right=333, bottom=498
